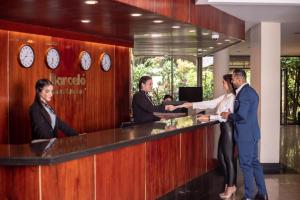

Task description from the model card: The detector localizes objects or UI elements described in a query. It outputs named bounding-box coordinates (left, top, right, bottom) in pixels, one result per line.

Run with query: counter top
left=0, top=116, right=218, bottom=166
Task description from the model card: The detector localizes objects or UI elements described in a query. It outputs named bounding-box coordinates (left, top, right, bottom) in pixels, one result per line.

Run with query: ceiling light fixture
left=172, top=25, right=181, bottom=29
left=202, top=32, right=210, bottom=36
left=151, top=33, right=162, bottom=38
left=153, top=20, right=164, bottom=23
left=131, top=13, right=142, bottom=17
left=81, top=19, right=91, bottom=23
left=225, top=39, right=231, bottom=42
left=189, top=30, right=196, bottom=33
left=217, top=42, right=223, bottom=45
left=209, top=46, right=214, bottom=49
left=84, top=0, right=98, bottom=5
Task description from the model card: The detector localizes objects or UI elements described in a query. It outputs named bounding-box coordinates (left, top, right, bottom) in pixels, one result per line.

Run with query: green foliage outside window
left=281, top=57, right=300, bottom=124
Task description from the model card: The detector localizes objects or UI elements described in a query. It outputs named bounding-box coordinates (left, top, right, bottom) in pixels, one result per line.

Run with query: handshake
left=165, top=102, right=193, bottom=111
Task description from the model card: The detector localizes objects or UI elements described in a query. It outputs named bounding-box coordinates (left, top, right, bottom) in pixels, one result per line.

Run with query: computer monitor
left=178, top=87, right=202, bottom=102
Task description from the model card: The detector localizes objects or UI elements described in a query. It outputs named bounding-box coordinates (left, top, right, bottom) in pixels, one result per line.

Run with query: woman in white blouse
left=169, top=74, right=236, bottom=198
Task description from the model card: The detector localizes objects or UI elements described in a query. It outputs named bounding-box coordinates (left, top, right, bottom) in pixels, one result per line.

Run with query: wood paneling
left=0, top=166, right=39, bottom=200
left=1, top=30, right=130, bottom=144
left=146, top=134, right=181, bottom=200
left=114, top=46, right=130, bottom=127
left=189, top=5, right=245, bottom=40
left=0, top=30, right=9, bottom=144
left=206, top=125, right=218, bottom=171
left=115, top=0, right=156, bottom=12
left=41, top=156, right=94, bottom=200
left=95, top=143, right=146, bottom=200
left=172, top=0, right=191, bottom=22
left=180, top=129, right=206, bottom=185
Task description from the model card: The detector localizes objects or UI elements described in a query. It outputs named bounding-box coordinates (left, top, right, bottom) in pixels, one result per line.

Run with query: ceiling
left=196, top=0, right=300, bottom=56
left=0, top=0, right=242, bottom=57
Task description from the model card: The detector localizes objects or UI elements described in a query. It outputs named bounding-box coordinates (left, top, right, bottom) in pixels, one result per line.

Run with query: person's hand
left=221, top=109, right=232, bottom=119
left=181, top=102, right=193, bottom=108
left=165, top=105, right=176, bottom=111
left=197, top=115, right=210, bottom=122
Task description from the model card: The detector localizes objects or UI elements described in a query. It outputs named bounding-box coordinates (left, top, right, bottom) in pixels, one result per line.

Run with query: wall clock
left=18, top=44, right=35, bottom=68
left=80, top=51, right=92, bottom=71
left=45, top=48, right=60, bottom=69
left=100, top=52, right=111, bottom=72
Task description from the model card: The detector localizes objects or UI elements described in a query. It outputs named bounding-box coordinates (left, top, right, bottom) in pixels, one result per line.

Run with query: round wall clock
left=45, top=48, right=60, bottom=69
left=79, top=51, right=92, bottom=71
left=18, top=44, right=35, bottom=68
left=100, top=52, right=111, bottom=72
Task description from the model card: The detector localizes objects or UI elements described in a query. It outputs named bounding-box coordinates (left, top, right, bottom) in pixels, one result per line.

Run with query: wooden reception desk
left=0, top=116, right=219, bottom=200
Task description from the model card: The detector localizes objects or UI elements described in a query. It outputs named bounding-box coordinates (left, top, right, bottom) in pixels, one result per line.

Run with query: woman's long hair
left=34, top=79, right=53, bottom=105
left=223, top=74, right=236, bottom=95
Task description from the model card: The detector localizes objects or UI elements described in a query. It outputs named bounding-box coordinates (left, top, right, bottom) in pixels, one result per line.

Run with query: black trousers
left=218, top=121, right=237, bottom=186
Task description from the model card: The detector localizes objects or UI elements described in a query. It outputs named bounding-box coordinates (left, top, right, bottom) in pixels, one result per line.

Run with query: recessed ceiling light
left=151, top=33, right=162, bottom=38
left=153, top=20, right=164, bottom=23
left=172, top=25, right=181, bottom=29
left=84, top=0, right=98, bottom=5
left=198, top=49, right=203, bottom=52
left=209, top=46, right=214, bottom=49
left=203, top=49, right=208, bottom=52
left=225, top=39, right=231, bottom=42
left=217, top=42, right=223, bottom=45
left=81, top=19, right=91, bottom=23
left=202, top=32, right=210, bottom=36
left=131, top=13, right=142, bottom=17
left=189, top=30, right=196, bottom=33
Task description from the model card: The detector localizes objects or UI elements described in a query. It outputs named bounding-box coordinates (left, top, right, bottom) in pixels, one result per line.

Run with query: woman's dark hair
left=163, top=94, right=173, bottom=101
left=138, top=76, right=152, bottom=90
left=34, top=79, right=53, bottom=104
left=223, top=74, right=236, bottom=95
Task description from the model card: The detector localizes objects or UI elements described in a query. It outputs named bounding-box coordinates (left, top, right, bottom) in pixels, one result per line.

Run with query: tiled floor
left=160, top=125, right=300, bottom=200
left=232, top=125, right=300, bottom=200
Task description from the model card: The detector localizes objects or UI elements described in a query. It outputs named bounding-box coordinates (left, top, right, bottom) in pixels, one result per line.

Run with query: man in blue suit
left=221, top=69, right=268, bottom=200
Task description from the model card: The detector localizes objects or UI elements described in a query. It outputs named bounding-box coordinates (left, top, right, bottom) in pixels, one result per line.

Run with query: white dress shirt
left=192, top=93, right=235, bottom=122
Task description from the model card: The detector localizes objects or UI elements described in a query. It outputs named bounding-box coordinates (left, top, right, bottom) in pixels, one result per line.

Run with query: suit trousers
left=237, top=140, right=267, bottom=198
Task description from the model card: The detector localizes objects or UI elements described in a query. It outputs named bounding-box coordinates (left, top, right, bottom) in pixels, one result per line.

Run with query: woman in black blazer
left=132, top=76, right=167, bottom=124
left=29, top=79, right=78, bottom=140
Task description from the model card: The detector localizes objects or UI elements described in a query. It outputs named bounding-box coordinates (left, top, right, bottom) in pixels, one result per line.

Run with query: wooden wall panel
left=41, top=156, right=94, bottom=200
left=206, top=125, right=218, bottom=171
left=180, top=129, right=206, bottom=185
left=95, top=143, right=146, bottom=200
left=115, top=0, right=156, bottom=13
left=114, top=46, right=130, bottom=127
left=0, top=30, right=130, bottom=144
left=0, top=30, right=9, bottom=144
left=172, top=0, right=190, bottom=23
left=0, top=166, right=39, bottom=200
left=146, top=134, right=181, bottom=200
left=190, top=5, right=245, bottom=40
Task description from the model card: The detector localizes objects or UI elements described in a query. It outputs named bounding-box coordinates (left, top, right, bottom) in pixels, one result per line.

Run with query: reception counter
left=0, top=116, right=219, bottom=200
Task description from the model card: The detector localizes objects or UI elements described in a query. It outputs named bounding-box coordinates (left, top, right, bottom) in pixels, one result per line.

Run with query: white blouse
left=192, top=93, right=235, bottom=122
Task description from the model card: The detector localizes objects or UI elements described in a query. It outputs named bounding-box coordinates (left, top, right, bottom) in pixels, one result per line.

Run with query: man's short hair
left=233, top=68, right=246, bottom=80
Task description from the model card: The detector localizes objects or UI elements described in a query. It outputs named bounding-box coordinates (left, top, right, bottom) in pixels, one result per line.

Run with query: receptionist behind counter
left=132, top=76, right=170, bottom=124
left=29, top=79, right=79, bottom=140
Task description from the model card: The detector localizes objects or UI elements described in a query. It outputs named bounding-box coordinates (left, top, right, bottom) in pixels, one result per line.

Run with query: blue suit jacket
left=228, top=84, right=260, bottom=142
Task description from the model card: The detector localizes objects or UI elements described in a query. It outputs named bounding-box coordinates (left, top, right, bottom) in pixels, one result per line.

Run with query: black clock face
left=101, top=53, right=111, bottom=71
left=19, top=45, right=35, bottom=68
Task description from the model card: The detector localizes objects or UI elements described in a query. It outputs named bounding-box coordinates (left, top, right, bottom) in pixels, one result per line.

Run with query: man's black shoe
left=254, top=193, right=268, bottom=200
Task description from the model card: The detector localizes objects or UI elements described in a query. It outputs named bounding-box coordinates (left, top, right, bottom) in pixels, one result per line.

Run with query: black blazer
left=132, top=91, right=163, bottom=124
left=29, top=101, right=78, bottom=140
